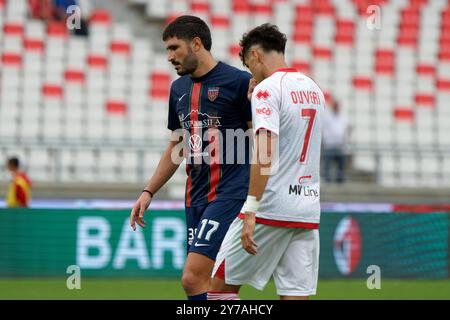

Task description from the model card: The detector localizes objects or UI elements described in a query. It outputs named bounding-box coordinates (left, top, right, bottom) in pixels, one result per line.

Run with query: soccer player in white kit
left=208, top=24, right=325, bottom=300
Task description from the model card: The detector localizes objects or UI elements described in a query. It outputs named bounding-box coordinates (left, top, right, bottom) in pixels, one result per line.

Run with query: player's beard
left=176, top=50, right=199, bottom=76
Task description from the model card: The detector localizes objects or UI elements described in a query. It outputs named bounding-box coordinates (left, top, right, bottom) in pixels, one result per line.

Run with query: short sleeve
left=167, top=85, right=181, bottom=131
left=251, top=81, right=281, bottom=135
left=237, top=72, right=253, bottom=122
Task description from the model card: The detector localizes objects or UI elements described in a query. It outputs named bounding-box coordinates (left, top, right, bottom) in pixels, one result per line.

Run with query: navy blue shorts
left=185, top=198, right=245, bottom=261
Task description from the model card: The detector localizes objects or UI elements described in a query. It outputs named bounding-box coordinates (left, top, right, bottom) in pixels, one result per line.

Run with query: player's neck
left=263, top=56, right=289, bottom=78
left=191, top=53, right=218, bottom=79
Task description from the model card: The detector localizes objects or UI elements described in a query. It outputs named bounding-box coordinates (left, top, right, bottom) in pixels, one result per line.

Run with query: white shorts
left=212, top=218, right=320, bottom=296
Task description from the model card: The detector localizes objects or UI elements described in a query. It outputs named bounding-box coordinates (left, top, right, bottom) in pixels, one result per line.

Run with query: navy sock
left=188, top=292, right=207, bottom=300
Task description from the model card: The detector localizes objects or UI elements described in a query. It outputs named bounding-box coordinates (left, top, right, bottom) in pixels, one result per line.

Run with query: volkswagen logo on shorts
left=333, top=216, right=362, bottom=275
left=189, top=134, right=202, bottom=152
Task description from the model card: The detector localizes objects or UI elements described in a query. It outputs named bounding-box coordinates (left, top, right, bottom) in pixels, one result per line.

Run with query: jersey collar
left=190, top=61, right=222, bottom=82
left=269, top=68, right=298, bottom=77
left=275, top=68, right=298, bottom=73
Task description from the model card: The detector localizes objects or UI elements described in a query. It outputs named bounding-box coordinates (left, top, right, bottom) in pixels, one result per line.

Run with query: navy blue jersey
left=168, top=62, right=252, bottom=207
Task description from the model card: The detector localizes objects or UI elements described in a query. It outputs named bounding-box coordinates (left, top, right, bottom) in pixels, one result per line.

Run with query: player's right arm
left=131, top=83, right=184, bottom=231
left=130, top=135, right=182, bottom=231
left=241, top=80, right=281, bottom=255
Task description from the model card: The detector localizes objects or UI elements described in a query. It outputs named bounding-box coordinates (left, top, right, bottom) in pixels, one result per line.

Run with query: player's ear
left=191, top=37, right=202, bottom=52
left=251, top=49, right=258, bottom=60
left=254, top=48, right=263, bottom=64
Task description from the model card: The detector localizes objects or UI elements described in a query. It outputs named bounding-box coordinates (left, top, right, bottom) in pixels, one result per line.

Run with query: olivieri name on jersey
left=290, top=90, right=322, bottom=106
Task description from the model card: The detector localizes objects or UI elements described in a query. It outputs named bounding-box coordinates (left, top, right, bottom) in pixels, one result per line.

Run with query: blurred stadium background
left=0, top=0, right=449, bottom=299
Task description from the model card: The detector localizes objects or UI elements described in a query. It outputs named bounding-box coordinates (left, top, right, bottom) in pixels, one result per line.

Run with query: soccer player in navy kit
left=129, top=15, right=254, bottom=300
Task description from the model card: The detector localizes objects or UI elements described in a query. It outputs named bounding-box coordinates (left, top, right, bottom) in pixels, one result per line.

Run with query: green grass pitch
left=0, top=278, right=449, bottom=300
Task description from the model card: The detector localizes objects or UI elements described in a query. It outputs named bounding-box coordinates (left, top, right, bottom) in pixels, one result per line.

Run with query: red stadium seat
left=3, top=22, right=23, bottom=36
left=24, top=39, right=44, bottom=52
left=438, top=38, right=450, bottom=61
left=106, top=101, right=127, bottom=114
left=166, top=14, right=181, bottom=25
left=229, top=44, right=241, bottom=57
left=353, top=76, right=373, bottom=90
left=312, top=0, right=335, bottom=16
left=409, top=0, right=428, bottom=9
left=293, top=32, right=312, bottom=43
left=151, top=72, right=171, bottom=84
left=211, top=15, right=229, bottom=28
left=313, top=47, right=333, bottom=59
left=335, top=34, right=354, bottom=45
left=415, top=94, right=435, bottom=107
left=441, top=10, right=450, bottom=28
left=150, top=88, right=170, bottom=99
left=335, top=20, right=355, bottom=45
left=292, top=61, right=310, bottom=75
left=436, top=79, right=450, bottom=91
left=42, top=84, right=63, bottom=98
left=416, top=64, right=435, bottom=76
left=2, top=53, right=22, bottom=66
left=375, top=49, right=395, bottom=75
left=295, top=5, right=314, bottom=24
left=353, top=0, right=387, bottom=16
left=397, top=7, right=421, bottom=47
left=64, top=70, right=85, bottom=83
left=87, top=55, right=108, bottom=69
left=253, top=3, right=272, bottom=15
left=401, top=8, right=420, bottom=25
left=90, top=10, right=112, bottom=25
left=191, top=1, right=210, bottom=13
left=233, top=0, right=251, bottom=13
left=150, top=72, right=171, bottom=99
left=110, top=41, right=131, bottom=55
left=394, top=108, right=415, bottom=122
left=47, top=22, right=68, bottom=38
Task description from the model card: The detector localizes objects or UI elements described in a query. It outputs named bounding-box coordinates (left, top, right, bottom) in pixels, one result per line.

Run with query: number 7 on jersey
left=299, top=108, right=317, bottom=164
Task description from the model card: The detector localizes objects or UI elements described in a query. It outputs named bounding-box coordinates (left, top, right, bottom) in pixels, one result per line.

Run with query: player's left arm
left=241, top=129, right=277, bottom=255
left=241, top=81, right=280, bottom=255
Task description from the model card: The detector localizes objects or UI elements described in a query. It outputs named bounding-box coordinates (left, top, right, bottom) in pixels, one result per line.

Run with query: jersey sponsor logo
left=207, top=87, right=220, bottom=102
left=255, top=103, right=272, bottom=117
left=256, top=90, right=270, bottom=100
left=298, top=175, right=312, bottom=184
left=333, top=216, right=362, bottom=275
left=189, top=134, right=202, bottom=152
left=178, top=93, right=187, bottom=102
left=288, top=184, right=319, bottom=197
left=178, top=110, right=221, bottom=129
left=194, top=242, right=210, bottom=247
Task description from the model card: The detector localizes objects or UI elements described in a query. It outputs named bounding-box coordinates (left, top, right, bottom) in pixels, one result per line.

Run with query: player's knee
left=181, top=270, right=206, bottom=292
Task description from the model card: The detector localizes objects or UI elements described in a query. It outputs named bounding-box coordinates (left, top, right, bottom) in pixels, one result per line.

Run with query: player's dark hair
left=239, top=23, right=287, bottom=66
left=7, top=157, right=19, bottom=168
left=162, top=15, right=212, bottom=51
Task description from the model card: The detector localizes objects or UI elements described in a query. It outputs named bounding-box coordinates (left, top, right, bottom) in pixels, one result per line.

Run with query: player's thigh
left=214, top=221, right=292, bottom=290
left=189, top=199, right=244, bottom=261
left=185, top=205, right=205, bottom=251
left=273, top=229, right=320, bottom=296
left=184, top=251, right=216, bottom=278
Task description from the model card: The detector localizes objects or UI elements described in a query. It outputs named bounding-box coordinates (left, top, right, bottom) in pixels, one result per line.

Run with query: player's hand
left=241, top=212, right=258, bottom=255
left=247, top=78, right=257, bottom=101
left=130, top=192, right=152, bottom=231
